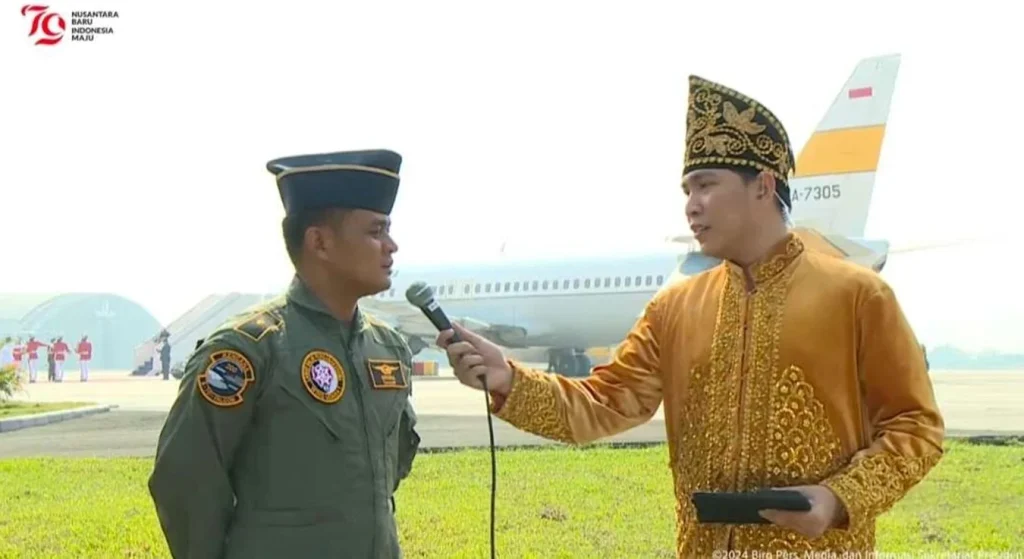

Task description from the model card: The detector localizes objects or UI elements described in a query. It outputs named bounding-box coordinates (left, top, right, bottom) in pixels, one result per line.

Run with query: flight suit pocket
left=277, top=381, right=344, bottom=441
left=397, top=404, right=420, bottom=482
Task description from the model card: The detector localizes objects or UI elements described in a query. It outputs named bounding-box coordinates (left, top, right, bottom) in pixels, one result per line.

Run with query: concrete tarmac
left=1, top=368, right=1021, bottom=459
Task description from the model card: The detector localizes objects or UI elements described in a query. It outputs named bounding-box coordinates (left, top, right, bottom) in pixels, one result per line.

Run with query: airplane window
left=635, top=275, right=642, bottom=286
left=552, top=280, right=558, bottom=290
left=645, top=275, right=652, bottom=286
left=625, top=277, right=632, bottom=287
left=562, top=279, right=570, bottom=289
left=504, top=282, right=511, bottom=292
left=532, top=281, right=539, bottom=290
left=604, top=278, right=611, bottom=288
left=389, top=289, right=395, bottom=297
left=542, top=280, right=548, bottom=289
left=656, top=275, right=664, bottom=285
left=680, top=251, right=723, bottom=275
left=464, top=285, right=470, bottom=294
left=475, top=284, right=481, bottom=294
left=584, top=279, right=591, bottom=288
left=513, top=281, right=520, bottom=291
left=614, top=277, right=621, bottom=287
left=573, top=279, right=580, bottom=289
left=487, top=283, right=493, bottom=293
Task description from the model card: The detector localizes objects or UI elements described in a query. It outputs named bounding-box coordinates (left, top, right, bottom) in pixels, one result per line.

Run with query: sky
left=3, top=1, right=1022, bottom=352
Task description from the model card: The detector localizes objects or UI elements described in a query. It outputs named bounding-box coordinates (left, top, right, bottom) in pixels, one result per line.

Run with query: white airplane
left=362, top=53, right=912, bottom=376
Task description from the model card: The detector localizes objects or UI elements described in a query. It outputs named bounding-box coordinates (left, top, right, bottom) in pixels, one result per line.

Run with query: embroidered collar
left=725, top=232, right=804, bottom=287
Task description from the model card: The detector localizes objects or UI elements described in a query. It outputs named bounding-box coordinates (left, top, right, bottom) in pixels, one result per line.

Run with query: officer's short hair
left=282, top=208, right=349, bottom=266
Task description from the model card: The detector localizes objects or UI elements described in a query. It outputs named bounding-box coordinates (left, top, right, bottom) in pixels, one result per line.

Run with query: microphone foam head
left=405, top=281, right=435, bottom=308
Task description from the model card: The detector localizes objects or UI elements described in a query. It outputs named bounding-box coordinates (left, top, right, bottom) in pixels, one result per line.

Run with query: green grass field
left=0, top=439, right=1021, bottom=558
left=0, top=401, right=93, bottom=420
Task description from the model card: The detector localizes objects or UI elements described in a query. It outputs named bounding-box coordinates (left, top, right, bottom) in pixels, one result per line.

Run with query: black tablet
left=691, top=489, right=812, bottom=524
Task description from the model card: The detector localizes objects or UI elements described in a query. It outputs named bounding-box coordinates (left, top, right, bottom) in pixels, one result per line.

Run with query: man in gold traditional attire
left=438, top=74, right=945, bottom=556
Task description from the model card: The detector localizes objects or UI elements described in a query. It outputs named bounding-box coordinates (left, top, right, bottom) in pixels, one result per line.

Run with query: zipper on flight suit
left=339, top=322, right=380, bottom=553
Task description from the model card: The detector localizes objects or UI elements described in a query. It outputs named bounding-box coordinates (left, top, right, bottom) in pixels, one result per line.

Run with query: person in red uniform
left=11, top=339, right=25, bottom=378
left=51, top=336, right=71, bottom=382
left=25, top=335, right=48, bottom=383
left=76, top=335, right=93, bottom=382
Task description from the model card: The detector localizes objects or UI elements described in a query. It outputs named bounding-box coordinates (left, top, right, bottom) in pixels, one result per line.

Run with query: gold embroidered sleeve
left=821, top=283, right=945, bottom=530
left=491, top=297, right=665, bottom=445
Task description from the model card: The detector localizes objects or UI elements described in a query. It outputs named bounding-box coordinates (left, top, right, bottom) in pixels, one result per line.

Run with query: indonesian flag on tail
left=848, top=86, right=873, bottom=99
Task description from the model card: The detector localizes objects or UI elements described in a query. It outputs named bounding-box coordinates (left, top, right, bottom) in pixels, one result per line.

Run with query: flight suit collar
left=725, top=231, right=804, bottom=288
left=285, top=275, right=383, bottom=343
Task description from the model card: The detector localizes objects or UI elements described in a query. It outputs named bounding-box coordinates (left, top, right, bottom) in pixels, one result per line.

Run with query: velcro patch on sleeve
left=197, top=349, right=256, bottom=407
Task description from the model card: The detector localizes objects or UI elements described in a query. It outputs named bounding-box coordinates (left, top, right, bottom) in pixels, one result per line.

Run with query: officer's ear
left=306, top=224, right=335, bottom=261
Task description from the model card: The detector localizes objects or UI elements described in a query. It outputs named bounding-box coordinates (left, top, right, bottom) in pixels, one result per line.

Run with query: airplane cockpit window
left=679, top=251, right=723, bottom=275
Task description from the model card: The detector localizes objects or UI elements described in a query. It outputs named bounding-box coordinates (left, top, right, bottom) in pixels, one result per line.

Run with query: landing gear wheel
left=572, top=353, right=592, bottom=377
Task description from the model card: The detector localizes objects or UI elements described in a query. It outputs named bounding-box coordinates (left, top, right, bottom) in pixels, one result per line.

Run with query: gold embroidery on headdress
left=684, top=75, right=795, bottom=182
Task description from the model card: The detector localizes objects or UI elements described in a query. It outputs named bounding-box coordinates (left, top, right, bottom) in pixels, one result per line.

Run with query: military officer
left=148, top=149, right=421, bottom=559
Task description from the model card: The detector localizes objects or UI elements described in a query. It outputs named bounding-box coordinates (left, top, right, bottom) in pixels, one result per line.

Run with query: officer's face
left=322, top=209, right=398, bottom=295
left=682, top=169, right=760, bottom=260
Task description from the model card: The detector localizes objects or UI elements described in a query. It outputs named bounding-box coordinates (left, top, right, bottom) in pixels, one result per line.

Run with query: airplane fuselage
left=364, top=251, right=681, bottom=349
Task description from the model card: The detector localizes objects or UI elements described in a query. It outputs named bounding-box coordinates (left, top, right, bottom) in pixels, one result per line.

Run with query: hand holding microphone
left=404, top=282, right=513, bottom=396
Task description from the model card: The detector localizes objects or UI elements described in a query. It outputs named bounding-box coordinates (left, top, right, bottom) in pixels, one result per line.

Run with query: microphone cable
left=479, top=372, right=497, bottom=559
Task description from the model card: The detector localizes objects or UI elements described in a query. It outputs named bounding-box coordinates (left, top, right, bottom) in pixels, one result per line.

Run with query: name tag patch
left=367, top=359, right=407, bottom=389
left=302, top=350, right=346, bottom=404
left=197, top=350, right=255, bottom=408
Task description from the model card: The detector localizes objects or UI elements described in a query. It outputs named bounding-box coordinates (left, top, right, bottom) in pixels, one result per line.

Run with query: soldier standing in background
left=77, top=335, right=93, bottom=382
left=160, top=338, right=171, bottom=380
left=46, top=338, right=56, bottom=382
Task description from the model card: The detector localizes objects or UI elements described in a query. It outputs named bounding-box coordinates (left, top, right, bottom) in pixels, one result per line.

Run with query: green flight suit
left=148, top=276, right=421, bottom=558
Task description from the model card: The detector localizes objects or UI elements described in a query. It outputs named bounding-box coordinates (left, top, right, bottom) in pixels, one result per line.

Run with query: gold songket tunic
left=489, top=233, right=945, bottom=557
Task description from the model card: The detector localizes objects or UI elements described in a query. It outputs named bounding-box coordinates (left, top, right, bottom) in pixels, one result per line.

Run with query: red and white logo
left=21, top=4, right=66, bottom=46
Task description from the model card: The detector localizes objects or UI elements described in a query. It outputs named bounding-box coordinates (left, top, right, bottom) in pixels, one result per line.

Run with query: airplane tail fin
left=788, top=53, right=901, bottom=238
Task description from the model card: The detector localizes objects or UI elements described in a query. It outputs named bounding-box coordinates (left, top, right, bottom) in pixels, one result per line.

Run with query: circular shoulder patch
left=301, top=350, right=346, bottom=404
left=197, top=349, right=255, bottom=407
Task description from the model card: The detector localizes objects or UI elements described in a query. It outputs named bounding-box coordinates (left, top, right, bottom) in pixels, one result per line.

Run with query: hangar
left=0, top=293, right=162, bottom=370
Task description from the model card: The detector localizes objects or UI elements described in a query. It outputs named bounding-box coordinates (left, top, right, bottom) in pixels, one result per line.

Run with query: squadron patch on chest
left=197, top=350, right=255, bottom=408
left=301, top=350, right=346, bottom=404
left=367, top=358, right=407, bottom=389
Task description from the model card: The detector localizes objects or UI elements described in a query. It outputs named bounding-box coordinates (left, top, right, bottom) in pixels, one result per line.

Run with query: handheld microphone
left=404, top=282, right=497, bottom=559
left=405, top=282, right=461, bottom=343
